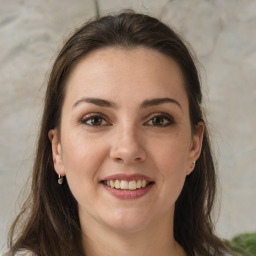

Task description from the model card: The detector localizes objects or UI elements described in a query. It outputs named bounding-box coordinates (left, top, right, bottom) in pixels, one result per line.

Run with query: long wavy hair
left=7, top=10, right=231, bottom=256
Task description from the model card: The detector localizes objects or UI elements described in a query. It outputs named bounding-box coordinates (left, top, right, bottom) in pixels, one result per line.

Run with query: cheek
left=60, top=132, right=108, bottom=182
left=60, top=134, right=110, bottom=209
left=151, top=132, right=190, bottom=197
left=157, top=154, right=187, bottom=211
left=152, top=131, right=191, bottom=172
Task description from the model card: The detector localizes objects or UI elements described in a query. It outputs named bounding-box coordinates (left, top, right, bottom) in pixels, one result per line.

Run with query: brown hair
left=7, top=10, right=231, bottom=256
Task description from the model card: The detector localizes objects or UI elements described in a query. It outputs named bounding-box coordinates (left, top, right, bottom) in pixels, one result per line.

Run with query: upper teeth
left=104, top=180, right=149, bottom=190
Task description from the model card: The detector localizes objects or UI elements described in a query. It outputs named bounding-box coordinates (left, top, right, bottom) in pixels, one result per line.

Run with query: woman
left=6, top=10, right=233, bottom=256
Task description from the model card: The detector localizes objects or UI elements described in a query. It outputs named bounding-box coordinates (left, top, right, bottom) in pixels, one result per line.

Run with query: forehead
left=64, top=47, right=188, bottom=109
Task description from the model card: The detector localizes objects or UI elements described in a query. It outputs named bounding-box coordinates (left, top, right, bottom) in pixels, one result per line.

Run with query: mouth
left=101, top=179, right=154, bottom=191
left=100, top=174, right=154, bottom=199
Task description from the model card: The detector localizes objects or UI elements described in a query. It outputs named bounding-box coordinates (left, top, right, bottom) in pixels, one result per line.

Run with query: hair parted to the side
left=7, top=10, right=231, bottom=256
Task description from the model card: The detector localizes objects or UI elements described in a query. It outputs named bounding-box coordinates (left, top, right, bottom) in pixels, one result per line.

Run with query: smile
left=103, top=180, right=150, bottom=190
left=101, top=174, right=154, bottom=199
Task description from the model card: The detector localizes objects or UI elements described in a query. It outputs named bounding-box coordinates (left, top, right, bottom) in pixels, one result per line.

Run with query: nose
left=109, top=125, right=147, bottom=164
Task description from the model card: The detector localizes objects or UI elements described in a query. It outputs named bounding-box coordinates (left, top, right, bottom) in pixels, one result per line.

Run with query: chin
left=102, top=208, right=155, bottom=233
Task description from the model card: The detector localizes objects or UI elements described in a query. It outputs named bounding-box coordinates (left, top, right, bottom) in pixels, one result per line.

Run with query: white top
left=2, top=251, right=34, bottom=256
left=6, top=249, right=233, bottom=256
left=10, top=252, right=233, bottom=256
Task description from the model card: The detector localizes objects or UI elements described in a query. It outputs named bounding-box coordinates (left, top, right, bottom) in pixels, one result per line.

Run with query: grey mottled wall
left=1, top=0, right=256, bottom=253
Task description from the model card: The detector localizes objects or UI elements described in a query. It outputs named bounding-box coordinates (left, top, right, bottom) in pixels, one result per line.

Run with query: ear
left=186, top=121, right=204, bottom=175
left=48, top=129, right=65, bottom=176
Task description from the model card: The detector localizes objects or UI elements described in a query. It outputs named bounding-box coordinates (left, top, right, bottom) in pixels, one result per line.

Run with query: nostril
left=113, top=156, right=143, bottom=164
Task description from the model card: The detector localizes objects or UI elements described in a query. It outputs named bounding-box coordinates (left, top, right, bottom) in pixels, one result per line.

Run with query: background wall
left=1, top=0, right=255, bottom=253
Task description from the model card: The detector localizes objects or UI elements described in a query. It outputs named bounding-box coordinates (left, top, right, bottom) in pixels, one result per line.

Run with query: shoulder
left=2, top=250, right=35, bottom=256
left=15, top=251, right=35, bottom=256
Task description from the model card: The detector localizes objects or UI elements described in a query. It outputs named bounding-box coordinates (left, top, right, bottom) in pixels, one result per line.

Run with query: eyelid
left=143, top=112, right=175, bottom=126
left=80, top=112, right=111, bottom=126
left=79, top=112, right=175, bottom=127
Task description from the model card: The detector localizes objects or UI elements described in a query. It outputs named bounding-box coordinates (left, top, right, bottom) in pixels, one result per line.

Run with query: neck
left=80, top=212, right=185, bottom=256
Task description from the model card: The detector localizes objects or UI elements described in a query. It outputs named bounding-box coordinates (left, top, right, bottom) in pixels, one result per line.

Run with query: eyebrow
left=140, top=98, right=182, bottom=110
left=73, top=97, right=117, bottom=109
left=72, top=97, right=182, bottom=110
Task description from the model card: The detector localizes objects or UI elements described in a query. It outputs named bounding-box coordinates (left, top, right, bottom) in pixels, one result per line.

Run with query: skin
left=49, top=47, right=204, bottom=256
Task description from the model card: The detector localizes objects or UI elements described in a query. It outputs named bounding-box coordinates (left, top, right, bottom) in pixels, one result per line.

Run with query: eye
left=145, top=114, right=174, bottom=127
left=81, top=114, right=109, bottom=126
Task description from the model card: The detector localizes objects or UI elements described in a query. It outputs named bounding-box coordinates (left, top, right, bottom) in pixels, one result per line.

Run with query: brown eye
left=146, top=114, right=174, bottom=127
left=90, top=116, right=103, bottom=126
left=152, top=116, right=165, bottom=126
left=82, top=115, right=108, bottom=126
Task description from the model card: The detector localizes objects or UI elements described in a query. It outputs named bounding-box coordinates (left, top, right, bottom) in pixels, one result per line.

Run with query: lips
left=101, top=174, right=154, bottom=199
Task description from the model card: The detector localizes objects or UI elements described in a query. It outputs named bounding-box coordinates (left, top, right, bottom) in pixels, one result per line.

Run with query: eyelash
left=81, top=113, right=109, bottom=126
left=80, top=113, right=175, bottom=127
left=144, top=113, right=175, bottom=127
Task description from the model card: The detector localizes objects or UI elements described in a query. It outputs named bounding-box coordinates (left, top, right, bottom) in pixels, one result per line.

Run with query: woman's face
left=50, top=47, right=203, bottom=233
